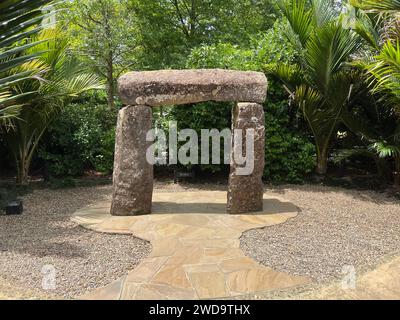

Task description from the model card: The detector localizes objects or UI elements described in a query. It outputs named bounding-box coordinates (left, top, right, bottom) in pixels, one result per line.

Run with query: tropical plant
left=0, top=0, right=55, bottom=125
left=269, top=0, right=362, bottom=175
left=5, top=28, right=103, bottom=185
left=333, top=85, right=396, bottom=183
left=351, top=0, right=400, bottom=12
left=185, top=21, right=315, bottom=182
left=350, top=0, right=400, bottom=185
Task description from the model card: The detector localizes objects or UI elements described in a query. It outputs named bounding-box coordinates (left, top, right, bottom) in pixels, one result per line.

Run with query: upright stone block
left=111, top=105, right=153, bottom=216
left=227, top=103, right=265, bottom=214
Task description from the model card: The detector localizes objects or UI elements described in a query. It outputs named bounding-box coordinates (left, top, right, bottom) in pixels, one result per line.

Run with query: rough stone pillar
left=227, top=103, right=265, bottom=214
left=110, top=105, right=153, bottom=216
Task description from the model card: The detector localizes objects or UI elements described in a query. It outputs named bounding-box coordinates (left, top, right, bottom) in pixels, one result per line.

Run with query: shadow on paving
left=152, top=198, right=299, bottom=215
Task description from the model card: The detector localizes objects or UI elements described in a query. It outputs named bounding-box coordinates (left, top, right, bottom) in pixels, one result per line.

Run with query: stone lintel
left=118, top=69, right=267, bottom=107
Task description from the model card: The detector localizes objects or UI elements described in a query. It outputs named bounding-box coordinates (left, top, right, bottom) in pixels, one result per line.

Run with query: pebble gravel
left=0, top=185, right=151, bottom=299
left=1, top=182, right=399, bottom=299
left=241, top=184, right=400, bottom=283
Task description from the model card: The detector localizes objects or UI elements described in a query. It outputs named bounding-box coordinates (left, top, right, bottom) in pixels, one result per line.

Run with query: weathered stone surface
left=118, top=69, right=267, bottom=107
left=74, top=191, right=310, bottom=300
left=227, top=103, right=265, bottom=214
left=110, top=105, right=153, bottom=216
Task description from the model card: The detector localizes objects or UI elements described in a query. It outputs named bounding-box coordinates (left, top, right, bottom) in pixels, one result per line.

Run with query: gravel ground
left=241, top=184, right=400, bottom=283
left=1, top=181, right=399, bottom=299
left=0, top=185, right=151, bottom=299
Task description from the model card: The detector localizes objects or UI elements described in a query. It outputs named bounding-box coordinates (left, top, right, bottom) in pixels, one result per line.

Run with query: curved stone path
left=72, top=191, right=311, bottom=300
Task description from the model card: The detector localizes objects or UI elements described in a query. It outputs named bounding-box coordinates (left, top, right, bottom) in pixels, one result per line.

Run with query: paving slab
left=75, top=191, right=311, bottom=300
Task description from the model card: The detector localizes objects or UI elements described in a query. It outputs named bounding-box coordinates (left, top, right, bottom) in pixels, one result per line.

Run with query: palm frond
left=306, top=23, right=361, bottom=95
left=265, top=63, right=303, bottom=92
left=0, top=0, right=54, bottom=124
left=368, top=41, right=400, bottom=97
left=0, top=93, right=21, bottom=127
left=10, top=28, right=104, bottom=113
left=351, top=0, right=400, bottom=12
left=334, top=146, right=392, bottom=179
left=340, top=104, right=379, bottom=140
left=278, top=0, right=313, bottom=47
left=312, top=0, right=337, bottom=28
left=351, top=7, right=382, bottom=48
left=369, top=141, right=400, bottom=157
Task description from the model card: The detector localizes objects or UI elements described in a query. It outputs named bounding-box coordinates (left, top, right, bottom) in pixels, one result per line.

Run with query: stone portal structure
left=111, top=69, right=267, bottom=216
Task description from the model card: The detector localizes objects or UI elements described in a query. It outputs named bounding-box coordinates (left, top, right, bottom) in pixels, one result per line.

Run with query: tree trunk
left=16, top=154, right=30, bottom=186
left=316, top=148, right=328, bottom=176
left=13, top=127, right=47, bottom=186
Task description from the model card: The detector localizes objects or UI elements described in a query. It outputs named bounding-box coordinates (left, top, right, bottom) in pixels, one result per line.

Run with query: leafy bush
left=39, top=92, right=117, bottom=177
left=36, top=19, right=314, bottom=183
left=264, top=101, right=315, bottom=183
left=168, top=101, right=232, bottom=173
left=180, top=20, right=315, bottom=182
left=186, top=20, right=297, bottom=70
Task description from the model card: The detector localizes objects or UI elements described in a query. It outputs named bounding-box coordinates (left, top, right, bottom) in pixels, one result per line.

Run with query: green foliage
left=0, top=0, right=55, bottom=125
left=368, top=41, right=400, bottom=107
left=155, top=99, right=316, bottom=183
left=39, top=92, right=117, bottom=177
left=64, top=0, right=136, bottom=109
left=187, top=44, right=256, bottom=70
left=351, top=0, right=400, bottom=11
left=272, top=0, right=364, bottom=175
left=130, top=0, right=278, bottom=69
left=348, top=1, right=400, bottom=185
left=6, top=0, right=400, bottom=189
left=4, top=28, right=103, bottom=184
left=187, top=20, right=297, bottom=70
left=172, top=23, right=315, bottom=182
left=265, top=101, right=315, bottom=183
left=169, top=102, right=232, bottom=173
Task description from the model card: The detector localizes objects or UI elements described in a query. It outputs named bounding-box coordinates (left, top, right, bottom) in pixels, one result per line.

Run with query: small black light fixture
left=5, top=199, right=23, bottom=215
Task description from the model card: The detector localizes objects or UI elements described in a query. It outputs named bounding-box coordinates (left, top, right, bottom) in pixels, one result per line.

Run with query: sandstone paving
left=72, top=191, right=311, bottom=300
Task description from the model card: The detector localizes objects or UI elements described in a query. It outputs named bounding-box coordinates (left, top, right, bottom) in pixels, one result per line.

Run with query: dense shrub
left=186, top=20, right=297, bottom=70
left=39, top=92, right=117, bottom=177
left=265, top=101, right=315, bottom=183
left=35, top=19, right=314, bottom=183
left=175, top=19, right=315, bottom=182
left=168, top=101, right=233, bottom=173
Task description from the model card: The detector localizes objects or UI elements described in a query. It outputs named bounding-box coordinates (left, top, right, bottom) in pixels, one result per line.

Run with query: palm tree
left=0, top=0, right=55, bottom=125
left=269, top=0, right=362, bottom=175
left=5, top=28, right=103, bottom=185
left=350, top=0, right=400, bottom=185
left=334, top=83, right=396, bottom=184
